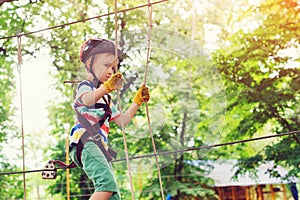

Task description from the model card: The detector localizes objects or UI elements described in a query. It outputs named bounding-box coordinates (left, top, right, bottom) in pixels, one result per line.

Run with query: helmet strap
left=88, top=55, right=101, bottom=88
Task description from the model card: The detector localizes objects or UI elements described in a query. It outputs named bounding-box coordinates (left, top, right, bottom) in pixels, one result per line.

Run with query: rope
left=143, top=1, right=165, bottom=200
left=113, top=1, right=135, bottom=199
left=65, top=130, right=70, bottom=200
left=2, top=130, right=300, bottom=176
left=17, top=34, right=26, bottom=200
left=0, top=0, right=168, bottom=40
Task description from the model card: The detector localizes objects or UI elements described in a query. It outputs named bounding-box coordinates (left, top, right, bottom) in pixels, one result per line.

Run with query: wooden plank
left=245, top=186, right=250, bottom=200
left=217, top=187, right=222, bottom=200
left=231, top=186, right=236, bottom=200
left=257, top=185, right=264, bottom=200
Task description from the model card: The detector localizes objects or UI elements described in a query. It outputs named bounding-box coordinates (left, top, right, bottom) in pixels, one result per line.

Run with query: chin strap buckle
left=41, top=160, right=57, bottom=179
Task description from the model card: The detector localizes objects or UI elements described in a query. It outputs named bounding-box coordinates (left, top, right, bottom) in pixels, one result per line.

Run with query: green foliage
left=5, top=0, right=300, bottom=199
left=264, top=137, right=300, bottom=178
left=140, top=161, right=217, bottom=200
left=8, top=0, right=226, bottom=198
left=0, top=1, right=31, bottom=197
left=213, top=0, right=300, bottom=179
left=0, top=162, right=24, bottom=199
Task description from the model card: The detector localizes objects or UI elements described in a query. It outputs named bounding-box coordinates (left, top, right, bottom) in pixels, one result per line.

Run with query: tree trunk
left=173, top=112, right=188, bottom=200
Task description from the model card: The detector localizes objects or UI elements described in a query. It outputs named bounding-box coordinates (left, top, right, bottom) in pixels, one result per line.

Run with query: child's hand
left=134, top=84, right=150, bottom=106
left=104, top=73, right=124, bottom=93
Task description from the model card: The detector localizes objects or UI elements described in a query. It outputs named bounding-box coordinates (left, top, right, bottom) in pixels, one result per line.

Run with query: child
left=69, top=38, right=150, bottom=200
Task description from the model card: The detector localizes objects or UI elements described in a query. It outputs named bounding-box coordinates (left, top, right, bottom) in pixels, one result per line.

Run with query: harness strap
left=75, top=112, right=116, bottom=165
left=74, top=97, right=117, bottom=165
left=76, top=130, right=116, bottom=164
left=51, top=160, right=77, bottom=168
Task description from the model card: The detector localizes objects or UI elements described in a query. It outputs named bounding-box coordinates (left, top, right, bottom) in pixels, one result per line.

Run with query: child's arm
left=81, top=73, right=123, bottom=106
left=114, top=85, right=150, bottom=126
left=81, top=85, right=107, bottom=106
left=114, top=103, right=139, bottom=126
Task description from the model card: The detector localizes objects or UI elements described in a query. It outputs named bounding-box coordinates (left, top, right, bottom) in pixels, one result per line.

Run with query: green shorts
left=70, top=141, right=121, bottom=200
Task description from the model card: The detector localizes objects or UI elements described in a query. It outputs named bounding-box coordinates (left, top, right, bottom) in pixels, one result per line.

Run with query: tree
left=1, top=0, right=275, bottom=199
left=213, top=0, right=300, bottom=180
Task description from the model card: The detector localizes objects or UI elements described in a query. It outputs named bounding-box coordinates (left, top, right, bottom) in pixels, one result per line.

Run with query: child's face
left=91, top=53, right=118, bottom=83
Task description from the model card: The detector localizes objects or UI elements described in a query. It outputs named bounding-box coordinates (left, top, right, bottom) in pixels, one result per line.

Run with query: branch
left=0, top=0, right=15, bottom=6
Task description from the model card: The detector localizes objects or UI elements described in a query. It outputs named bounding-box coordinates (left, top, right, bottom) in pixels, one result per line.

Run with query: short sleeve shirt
left=69, top=81, right=120, bottom=147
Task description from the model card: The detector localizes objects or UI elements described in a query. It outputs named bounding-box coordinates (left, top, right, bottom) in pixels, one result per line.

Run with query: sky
left=18, top=52, right=51, bottom=132
left=4, top=48, right=54, bottom=168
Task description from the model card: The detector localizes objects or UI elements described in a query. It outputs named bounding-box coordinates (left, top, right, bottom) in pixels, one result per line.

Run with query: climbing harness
left=74, top=101, right=117, bottom=165
left=42, top=81, right=117, bottom=179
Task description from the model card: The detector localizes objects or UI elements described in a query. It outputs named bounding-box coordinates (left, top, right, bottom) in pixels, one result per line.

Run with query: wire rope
left=112, top=130, right=300, bottom=162
left=0, top=0, right=168, bottom=40
left=1, top=130, right=299, bottom=176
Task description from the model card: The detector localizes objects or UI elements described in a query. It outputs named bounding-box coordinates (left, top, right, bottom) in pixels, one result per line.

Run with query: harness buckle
left=93, top=134, right=102, bottom=142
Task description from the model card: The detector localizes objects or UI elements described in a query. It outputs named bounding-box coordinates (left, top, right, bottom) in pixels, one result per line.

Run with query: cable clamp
left=41, top=160, right=57, bottom=179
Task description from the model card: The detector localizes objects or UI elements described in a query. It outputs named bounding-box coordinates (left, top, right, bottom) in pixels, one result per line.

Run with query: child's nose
left=107, top=66, right=114, bottom=74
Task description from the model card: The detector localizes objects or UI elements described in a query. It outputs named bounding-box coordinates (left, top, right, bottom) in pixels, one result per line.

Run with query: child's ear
left=85, top=57, right=91, bottom=66
left=85, top=57, right=93, bottom=71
